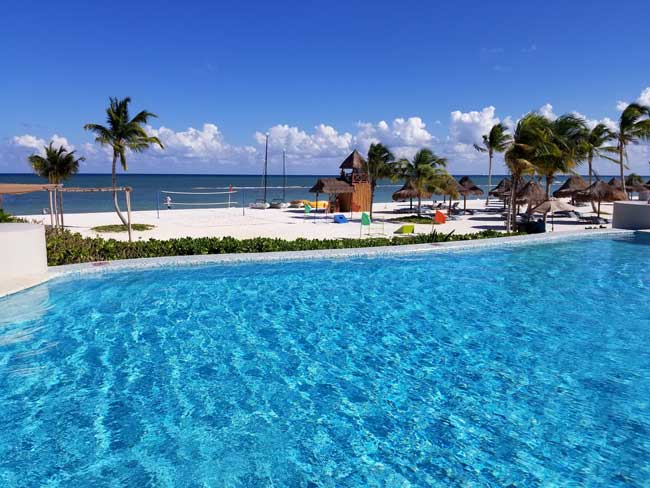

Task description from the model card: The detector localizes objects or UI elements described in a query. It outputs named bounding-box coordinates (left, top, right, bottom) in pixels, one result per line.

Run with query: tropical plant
left=580, top=123, right=616, bottom=188
left=28, top=142, right=84, bottom=184
left=392, top=149, right=448, bottom=215
left=45, top=228, right=520, bottom=266
left=84, top=97, right=163, bottom=225
left=365, top=143, right=395, bottom=218
left=609, top=103, right=650, bottom=196
left=431, top=173, right=461, bottom=216
left=503, top=113, right=541, bottom=231
left=474, top=122, right=512, bottom=205
left=535, top=114, right=587, bottom=199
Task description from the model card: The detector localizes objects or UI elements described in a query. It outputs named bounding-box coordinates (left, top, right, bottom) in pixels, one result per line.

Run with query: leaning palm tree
left=365, top=142, right=395, bottom=218
left=84, top=97, right=163, bottom=225
left=504, top=113, right=540, bottom=231
left=474, top=122, right=512, bottom=205
left=28, top=142, right=84, bottom=184
left=535, top=114, right=587, bottom=199
left=610, top=103, right=650, bottom=197
left=392, top=148, right=447, bottom=215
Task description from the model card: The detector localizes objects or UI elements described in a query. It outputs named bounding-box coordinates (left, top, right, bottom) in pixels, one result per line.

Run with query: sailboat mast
left=282, top=149, right=286, bottom=202
left=263, top=133, right=269, bottom=202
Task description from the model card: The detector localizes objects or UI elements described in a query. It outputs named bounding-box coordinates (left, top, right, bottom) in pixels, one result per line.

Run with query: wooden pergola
left=0, top=184, right=135, bottom=242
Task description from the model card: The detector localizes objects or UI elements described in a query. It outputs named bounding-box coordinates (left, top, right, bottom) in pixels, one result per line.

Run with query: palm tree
left=576, top=122, right=615, bottom=211
left=474, top=122, right=512, bottom=205
left=365, top=143, right=395, bottom=218
left=535, top=114, right=587, bottom=200
left=392, top=149, right=447, bottom=215
left=611, top=103, right=650, bottom=197
left=84, top=97, right=163, bottom=225
left=504, top=114, right=541, bottom=231
left=28, top=142, right=85, bottom=228
left=430, top=173, right=460, bottom=216
left=28, top=142, right=84, bottom=184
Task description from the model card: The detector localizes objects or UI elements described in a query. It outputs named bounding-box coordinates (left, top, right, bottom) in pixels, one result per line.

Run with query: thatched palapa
left=574, top=180, right=627, bottom=216
left=489, top=178, right=511, bottom=197
left=553, top=175, right=588, bottom=198
left=339, top=149, right=367, bottom=170
left=309, top=178, right=354, bottom=194
left=392, top=180, right=432, bottom=201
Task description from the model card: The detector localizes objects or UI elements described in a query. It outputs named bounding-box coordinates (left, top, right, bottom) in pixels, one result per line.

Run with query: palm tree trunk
left=508, top=176, right=518, bottom=232
left=543, top=176, right=552, bottom=224
left=112, top=153, right=128, bottom=225
left=485, top=151, right=493, bottom=206
left=588, top=153, right=597, bottom=212
left=619, top=144, right=628, bottom=198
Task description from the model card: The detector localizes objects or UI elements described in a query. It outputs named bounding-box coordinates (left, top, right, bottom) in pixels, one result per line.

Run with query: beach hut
left=457, top=176, right=484, bottom=212
left=309, top=178, right=354, bottom=217
left=553, top=175, right=588, bottom=200
left=392, top=180, right=432, bottom=210
left=574, top=180, right=627, bottom=217
left=332, top=150, right=372, bottom=212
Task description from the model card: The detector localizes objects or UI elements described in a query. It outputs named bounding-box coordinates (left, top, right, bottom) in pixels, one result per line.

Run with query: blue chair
left=333, top=214, right=348, bottom=224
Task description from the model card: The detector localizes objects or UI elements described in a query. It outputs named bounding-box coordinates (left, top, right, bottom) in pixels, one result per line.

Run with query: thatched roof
left=457, top=176, right=484, bottom=195
left=574, top=180, right=627, bottom=203
left=553, top=175, right=588, bottom=198
left=489, top=178, right=511, bottom=197
left=392, top=180, right=432, bottom=201
left=339, top=149, right=367, bottom=170
left=309, top=178, right=354, bottom=194
left=609, top=176, right=648, bottom=193
left=515, top=180, right=545, bottom=204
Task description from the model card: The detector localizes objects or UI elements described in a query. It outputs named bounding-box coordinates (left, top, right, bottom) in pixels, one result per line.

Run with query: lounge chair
left=394, top=224, right=415, bottom=235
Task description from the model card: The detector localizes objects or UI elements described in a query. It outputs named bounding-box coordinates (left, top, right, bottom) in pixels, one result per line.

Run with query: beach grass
left=92, top=224, right=156, bottom=233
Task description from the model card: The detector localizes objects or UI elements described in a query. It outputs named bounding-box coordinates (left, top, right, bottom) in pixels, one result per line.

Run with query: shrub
left=45, top=228, right=523, bottom=266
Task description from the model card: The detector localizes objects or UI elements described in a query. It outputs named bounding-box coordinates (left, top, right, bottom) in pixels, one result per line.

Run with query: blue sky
left=1, top=0, right=650, bottom=174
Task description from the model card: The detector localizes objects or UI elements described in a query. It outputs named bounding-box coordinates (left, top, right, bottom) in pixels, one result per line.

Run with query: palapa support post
left=48, top=189, right=55, bottom=227
left=125, top=189, right=133, bottom=242
left=58, top=188, right=65, bottom=228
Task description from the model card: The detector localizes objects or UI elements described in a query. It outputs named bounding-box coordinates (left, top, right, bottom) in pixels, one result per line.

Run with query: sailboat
left=250, top=133, right=271, bottom=209
left=270, top=149, right=289, bottom=208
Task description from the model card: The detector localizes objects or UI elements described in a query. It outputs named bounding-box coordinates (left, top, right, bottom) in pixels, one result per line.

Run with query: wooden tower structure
left=336, top=150, right=371, bottom=212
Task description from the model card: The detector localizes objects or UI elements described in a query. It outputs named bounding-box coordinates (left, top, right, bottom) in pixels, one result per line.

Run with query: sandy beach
left=20, top=198, right=614, bottom=241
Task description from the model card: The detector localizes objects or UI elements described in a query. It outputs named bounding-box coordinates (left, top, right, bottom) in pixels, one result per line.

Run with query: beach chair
left=360, top=212, right=371, bottom=237
left=333, top=214, right=348, bottom=224
left=394, top=224, right=415, bottom=235
left=303, top=203, right=312, bottom=221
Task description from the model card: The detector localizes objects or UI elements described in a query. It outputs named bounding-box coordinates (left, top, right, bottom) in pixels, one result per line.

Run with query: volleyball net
left=157, top=189, right=238, bottom=217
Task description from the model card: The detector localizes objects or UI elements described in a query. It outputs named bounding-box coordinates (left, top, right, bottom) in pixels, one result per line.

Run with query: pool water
left=1, top=235, right=649, bottom=486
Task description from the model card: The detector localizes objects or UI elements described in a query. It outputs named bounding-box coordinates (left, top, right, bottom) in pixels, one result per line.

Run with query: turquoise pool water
left=1, top=235, right=649, bottom=486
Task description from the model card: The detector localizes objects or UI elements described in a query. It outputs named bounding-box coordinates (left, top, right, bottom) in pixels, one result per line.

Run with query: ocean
left=0, top=173, right=625, bottom=215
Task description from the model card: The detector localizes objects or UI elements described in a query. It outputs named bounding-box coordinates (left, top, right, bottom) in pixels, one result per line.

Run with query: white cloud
left=146, top=123, right=256, bottom=165
left=616, top=86, right=650, bottom=112
left=255, top=123, right=353, bottom=161
left=449, top=106, right=500, bottom=146
left=13, top=134, right=75, bottom=155
left=539, top=103, right=557, bottom=120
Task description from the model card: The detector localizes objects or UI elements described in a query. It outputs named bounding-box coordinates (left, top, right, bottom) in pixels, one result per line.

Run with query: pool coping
left=0, top=228, right=636, bottom=298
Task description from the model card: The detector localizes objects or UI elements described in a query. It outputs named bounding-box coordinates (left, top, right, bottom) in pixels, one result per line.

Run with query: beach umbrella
left=457, top=176, right=484, bottom=211
left=392, top=180, right=432, bottom=210
left=532, top=198, right=578, bottom=231
left=574, top=180, right=627, bottom=217
left=553, top=175, right=588, bottom=199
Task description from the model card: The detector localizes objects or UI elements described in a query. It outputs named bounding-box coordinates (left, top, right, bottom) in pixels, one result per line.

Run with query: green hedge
left=45, top=228, right=522, bottom=266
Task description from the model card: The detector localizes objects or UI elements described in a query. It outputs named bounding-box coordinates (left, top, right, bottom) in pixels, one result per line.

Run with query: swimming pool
left=1, top=234, right=649, bottom=486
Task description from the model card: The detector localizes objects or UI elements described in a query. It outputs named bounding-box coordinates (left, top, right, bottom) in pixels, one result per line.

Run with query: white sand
left=20, top=199, right=613, bottom=242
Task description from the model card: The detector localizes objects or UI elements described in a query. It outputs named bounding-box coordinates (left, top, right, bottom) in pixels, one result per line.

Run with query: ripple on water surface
left=0, top=234, right=649, bottom=487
